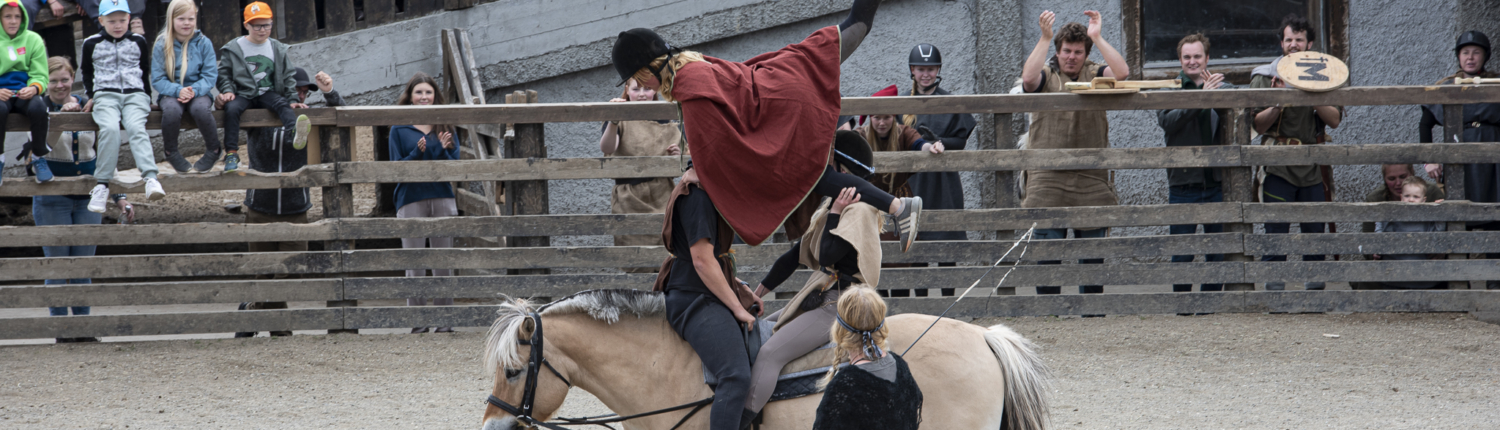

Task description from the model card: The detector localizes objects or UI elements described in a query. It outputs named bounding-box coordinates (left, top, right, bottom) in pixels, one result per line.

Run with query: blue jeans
left=1035, top=227, right=1107, bottom=294
left=33, top=195, right=102, bottom=315
left=1168, top=185, right=1225, bottom=292
left=1259, top=174, right=1326, bottom=263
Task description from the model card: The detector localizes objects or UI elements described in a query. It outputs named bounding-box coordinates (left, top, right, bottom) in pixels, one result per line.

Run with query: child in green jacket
left=0, top=0, right=51, bottom=185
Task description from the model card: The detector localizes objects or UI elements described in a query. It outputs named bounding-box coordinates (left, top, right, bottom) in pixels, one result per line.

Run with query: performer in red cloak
left=610, top=0, right=923, bottom=251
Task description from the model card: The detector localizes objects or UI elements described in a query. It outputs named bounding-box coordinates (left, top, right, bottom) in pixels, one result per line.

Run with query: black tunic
left=906, top=86, right=976, bottom=241
left=812, top=353, right=923, bottom=430
left=1421, top=102, right=1500, bottom=207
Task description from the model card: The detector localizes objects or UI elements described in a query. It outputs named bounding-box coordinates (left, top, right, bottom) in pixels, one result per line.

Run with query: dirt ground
left=2, top=312, right=1497, bottom=429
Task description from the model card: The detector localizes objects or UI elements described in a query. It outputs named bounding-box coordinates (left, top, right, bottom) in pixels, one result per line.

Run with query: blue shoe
left=224, top=152, right=240, bottom=172
left=31, top=156, right=52, bottom=183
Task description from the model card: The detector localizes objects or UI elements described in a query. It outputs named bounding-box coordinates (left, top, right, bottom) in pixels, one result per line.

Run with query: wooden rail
left=4, top=84, right=1500, bottom=340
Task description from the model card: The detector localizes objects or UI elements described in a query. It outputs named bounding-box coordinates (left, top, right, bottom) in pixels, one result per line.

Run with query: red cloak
left=671, top=26, right=842, bottom=246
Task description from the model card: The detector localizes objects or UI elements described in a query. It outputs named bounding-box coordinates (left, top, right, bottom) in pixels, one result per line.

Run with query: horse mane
left=484, top=289, right=666, bottom=372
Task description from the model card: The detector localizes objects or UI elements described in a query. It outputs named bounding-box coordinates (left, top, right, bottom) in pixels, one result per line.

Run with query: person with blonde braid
left=812, top=287, right=922, bottom=429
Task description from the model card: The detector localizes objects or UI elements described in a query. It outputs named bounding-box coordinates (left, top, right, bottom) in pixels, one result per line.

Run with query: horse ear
left=520, top=317, right=536, bottom=339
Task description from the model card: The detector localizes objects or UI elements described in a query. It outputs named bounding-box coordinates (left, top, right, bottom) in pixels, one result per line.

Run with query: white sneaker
left=144, top=178, right=166, bottom=201
left=87, top=184, right=109, bottom=213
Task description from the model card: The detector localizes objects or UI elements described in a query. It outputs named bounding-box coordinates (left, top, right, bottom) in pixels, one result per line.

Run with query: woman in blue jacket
left=150, top=0, right=220, bottom=173
left=389, top=72, right=460, bottom=333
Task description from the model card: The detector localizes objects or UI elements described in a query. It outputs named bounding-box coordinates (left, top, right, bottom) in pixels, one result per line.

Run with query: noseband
left=483, top=312, right=712, bottom=430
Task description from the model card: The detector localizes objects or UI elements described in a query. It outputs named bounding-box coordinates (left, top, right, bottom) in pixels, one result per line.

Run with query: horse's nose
left=481, top=416, right=518, bottom=430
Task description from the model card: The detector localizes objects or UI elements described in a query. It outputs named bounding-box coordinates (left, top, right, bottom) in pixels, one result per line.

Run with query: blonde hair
left=157, top=0, right=198, bottom=85
left=630, top=51, right=707, bottom=102
left=1401, top=175, right=1430, bottom=200
left=47, top=56, right=73, bottom=78
left=821, top=287, right=890, bottom=387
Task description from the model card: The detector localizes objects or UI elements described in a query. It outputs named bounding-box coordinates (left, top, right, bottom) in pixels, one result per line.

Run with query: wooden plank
left=339, top=247, right=669, bottom=272
left=324, top=0, right=357, bottom=33
left=406, top=0, right=445, bottom=15
left=884, top=145, right=1243, bottom=172
left=362, top=0, right=396, bottom=26
left=733, top=234, right=1244, bottom=265
left=1243, top=202, right=1500, bottom=223
left=8, top=109, right=336, bottom=132
left=344, top=274, right=658, bottom=300
left=1242, top=143, right=1500, bottom=166
left=1245, top=260, right=1500, bottom=283
left=0, top=164, right=337, bottom=197
left=335, top=214, right=661, bottom=238
left=333, top=86, right=1500, bottom=125
left=337, top=157, right=682, bottom=183
left=444, top=0, right=475, bottom=10
left=344, top=305, right=505, bottom=329
left=506, top=92, right=551, bottom=268
left=282, top=0, right=319, bottom=42
left=200, top=1, right=244, bottom=49
left=456, top=188, right=498, bottom=216
left=0, top=220, right=337, bottom=247
left=883, top=290, right=1500, bottom=319
left=0, top=252, right=341, bottom=282
left=928, top=203, right=1244, bottom=231
left=320, top=127, right=356, bottom=252
left=1245, top=232, right=1500, bottom=256
left=1221, top=107, right=1256, bottom=291
left=0, top=309, right=343, bottom=340
left=0, top=279, right=343, bottom=308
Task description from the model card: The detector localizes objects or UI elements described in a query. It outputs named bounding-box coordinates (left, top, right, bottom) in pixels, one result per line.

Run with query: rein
left=485, top=312, right=714, bottom=430
left=903, top=223, right=1036, bottom=355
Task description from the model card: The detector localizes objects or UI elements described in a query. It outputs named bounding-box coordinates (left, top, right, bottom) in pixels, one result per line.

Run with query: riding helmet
left=833, top=130, right=875, bottom=179
left=1456, top=30, right=1492, bottom=64
left=908, top=43, right=942, bottom=66
left=612, top=28, right=677, bottom=86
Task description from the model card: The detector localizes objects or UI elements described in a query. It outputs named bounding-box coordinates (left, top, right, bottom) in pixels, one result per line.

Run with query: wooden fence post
left=1221, top=108, right=1256, bottom=291
left=321, top=126, right=357, bottom=334
left=506, top=90, right=550, bottom=275
left=1441, top=104, right=1466, bottom=203
left=1446, top=219, right=1470, bottom=289
left=990, top=113, right=1019, bottom=296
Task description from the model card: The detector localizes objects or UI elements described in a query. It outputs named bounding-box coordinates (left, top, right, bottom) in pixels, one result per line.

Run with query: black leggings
left=6, top=96, right=49, bottom=158
left=666, top=290, right=753, bottom=430
left=813, top=165, right=895, bottom=213
left=224, top=92, right=298, bottom=152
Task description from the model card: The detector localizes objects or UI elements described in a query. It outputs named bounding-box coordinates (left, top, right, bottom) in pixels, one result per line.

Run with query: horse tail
left=983, top=323, right=1052, bottom=430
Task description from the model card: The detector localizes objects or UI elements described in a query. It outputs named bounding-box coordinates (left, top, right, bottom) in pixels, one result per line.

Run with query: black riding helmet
left=908, top=43, right=942, bottom=66
left=612, top=28, right=678, bottom=86
left=833, top=130, right=875, bottom=179
left=1456, top=30, right=1492, bottom=65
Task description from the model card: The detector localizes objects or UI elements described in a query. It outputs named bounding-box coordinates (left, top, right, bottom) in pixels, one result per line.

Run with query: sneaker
left=165, top=151, right=192, bottom=173
left=30, top=156, right=52, bottom=183
left=86, top=184, right=109, bottom=213
left=223, top=152, right=240, bottom=172
left=291, top=114, right=311, bottom=150
left=234, top=302, right=256, bottom=338
left=144, top=177, right=165, bottom=201
left=890, top=196, right=923, bottom=253
left=192, top=150, right=221, bottom=173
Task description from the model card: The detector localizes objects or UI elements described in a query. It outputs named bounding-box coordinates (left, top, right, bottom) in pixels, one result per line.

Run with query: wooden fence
left=3, top=85, right=1500, bottom=340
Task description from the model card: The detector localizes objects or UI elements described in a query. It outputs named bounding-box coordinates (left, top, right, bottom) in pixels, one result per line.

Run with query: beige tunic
left=610, top=120, right=686, bottom=249
left=773, top=198, right=884, bottom=333
left=1022, top=61, right=1118, bottom=208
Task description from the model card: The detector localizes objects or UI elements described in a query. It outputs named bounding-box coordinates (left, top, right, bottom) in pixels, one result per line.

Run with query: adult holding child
left=151, top=0, right=221, bottom=173
left=389, top=72, right=460, bottom=334
left=0, top=0, right=54, bottom=186
left=37, top=56, right=133, bottom=343
left=1352, top=176, right=1447, bottom=290
left=599, top=77, right=682, bottom=272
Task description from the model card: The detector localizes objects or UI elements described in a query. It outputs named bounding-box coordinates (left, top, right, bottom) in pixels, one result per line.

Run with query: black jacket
left=1155, top=80, right=1235, bottom=187
left=906, top=86, right=975, bottom=240
left=243, top=90, right=346, bottom=215
left=812, top=353, right=923, bottom=430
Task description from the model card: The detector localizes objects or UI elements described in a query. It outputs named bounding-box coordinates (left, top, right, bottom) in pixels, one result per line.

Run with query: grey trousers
left=397, top=198, right=457, bottom=306
left=744, top=301, right=837, bottom=413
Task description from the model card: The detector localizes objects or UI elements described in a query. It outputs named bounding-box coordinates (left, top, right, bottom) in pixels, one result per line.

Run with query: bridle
left=483, top=312, right=713, bottom=430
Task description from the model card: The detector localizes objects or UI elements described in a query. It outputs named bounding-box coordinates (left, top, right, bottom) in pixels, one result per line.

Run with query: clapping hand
left=1084, top=10, right=1103, bottom=40
left=1039, top=11, right=1055, bottom=41
left=439, top=131, right=455, bottom=150
left=1203, top=71, right=1226, bottom=90
left=314, top=71, right=334, bottom=93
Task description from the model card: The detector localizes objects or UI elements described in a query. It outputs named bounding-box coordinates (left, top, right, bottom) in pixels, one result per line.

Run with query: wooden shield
left=1276, top=51, right=1349, bottom=92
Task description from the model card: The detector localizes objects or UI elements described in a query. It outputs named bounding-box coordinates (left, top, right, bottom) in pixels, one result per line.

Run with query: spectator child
left=81, top=0, right=162, bottom=212
left=0, top=0, right=53, bottom=186
left=150, top=0, right=220, bottom=173
left=215, top=1, right=310, bottom=173
left=1365, top=176, right=1447, bottom=289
